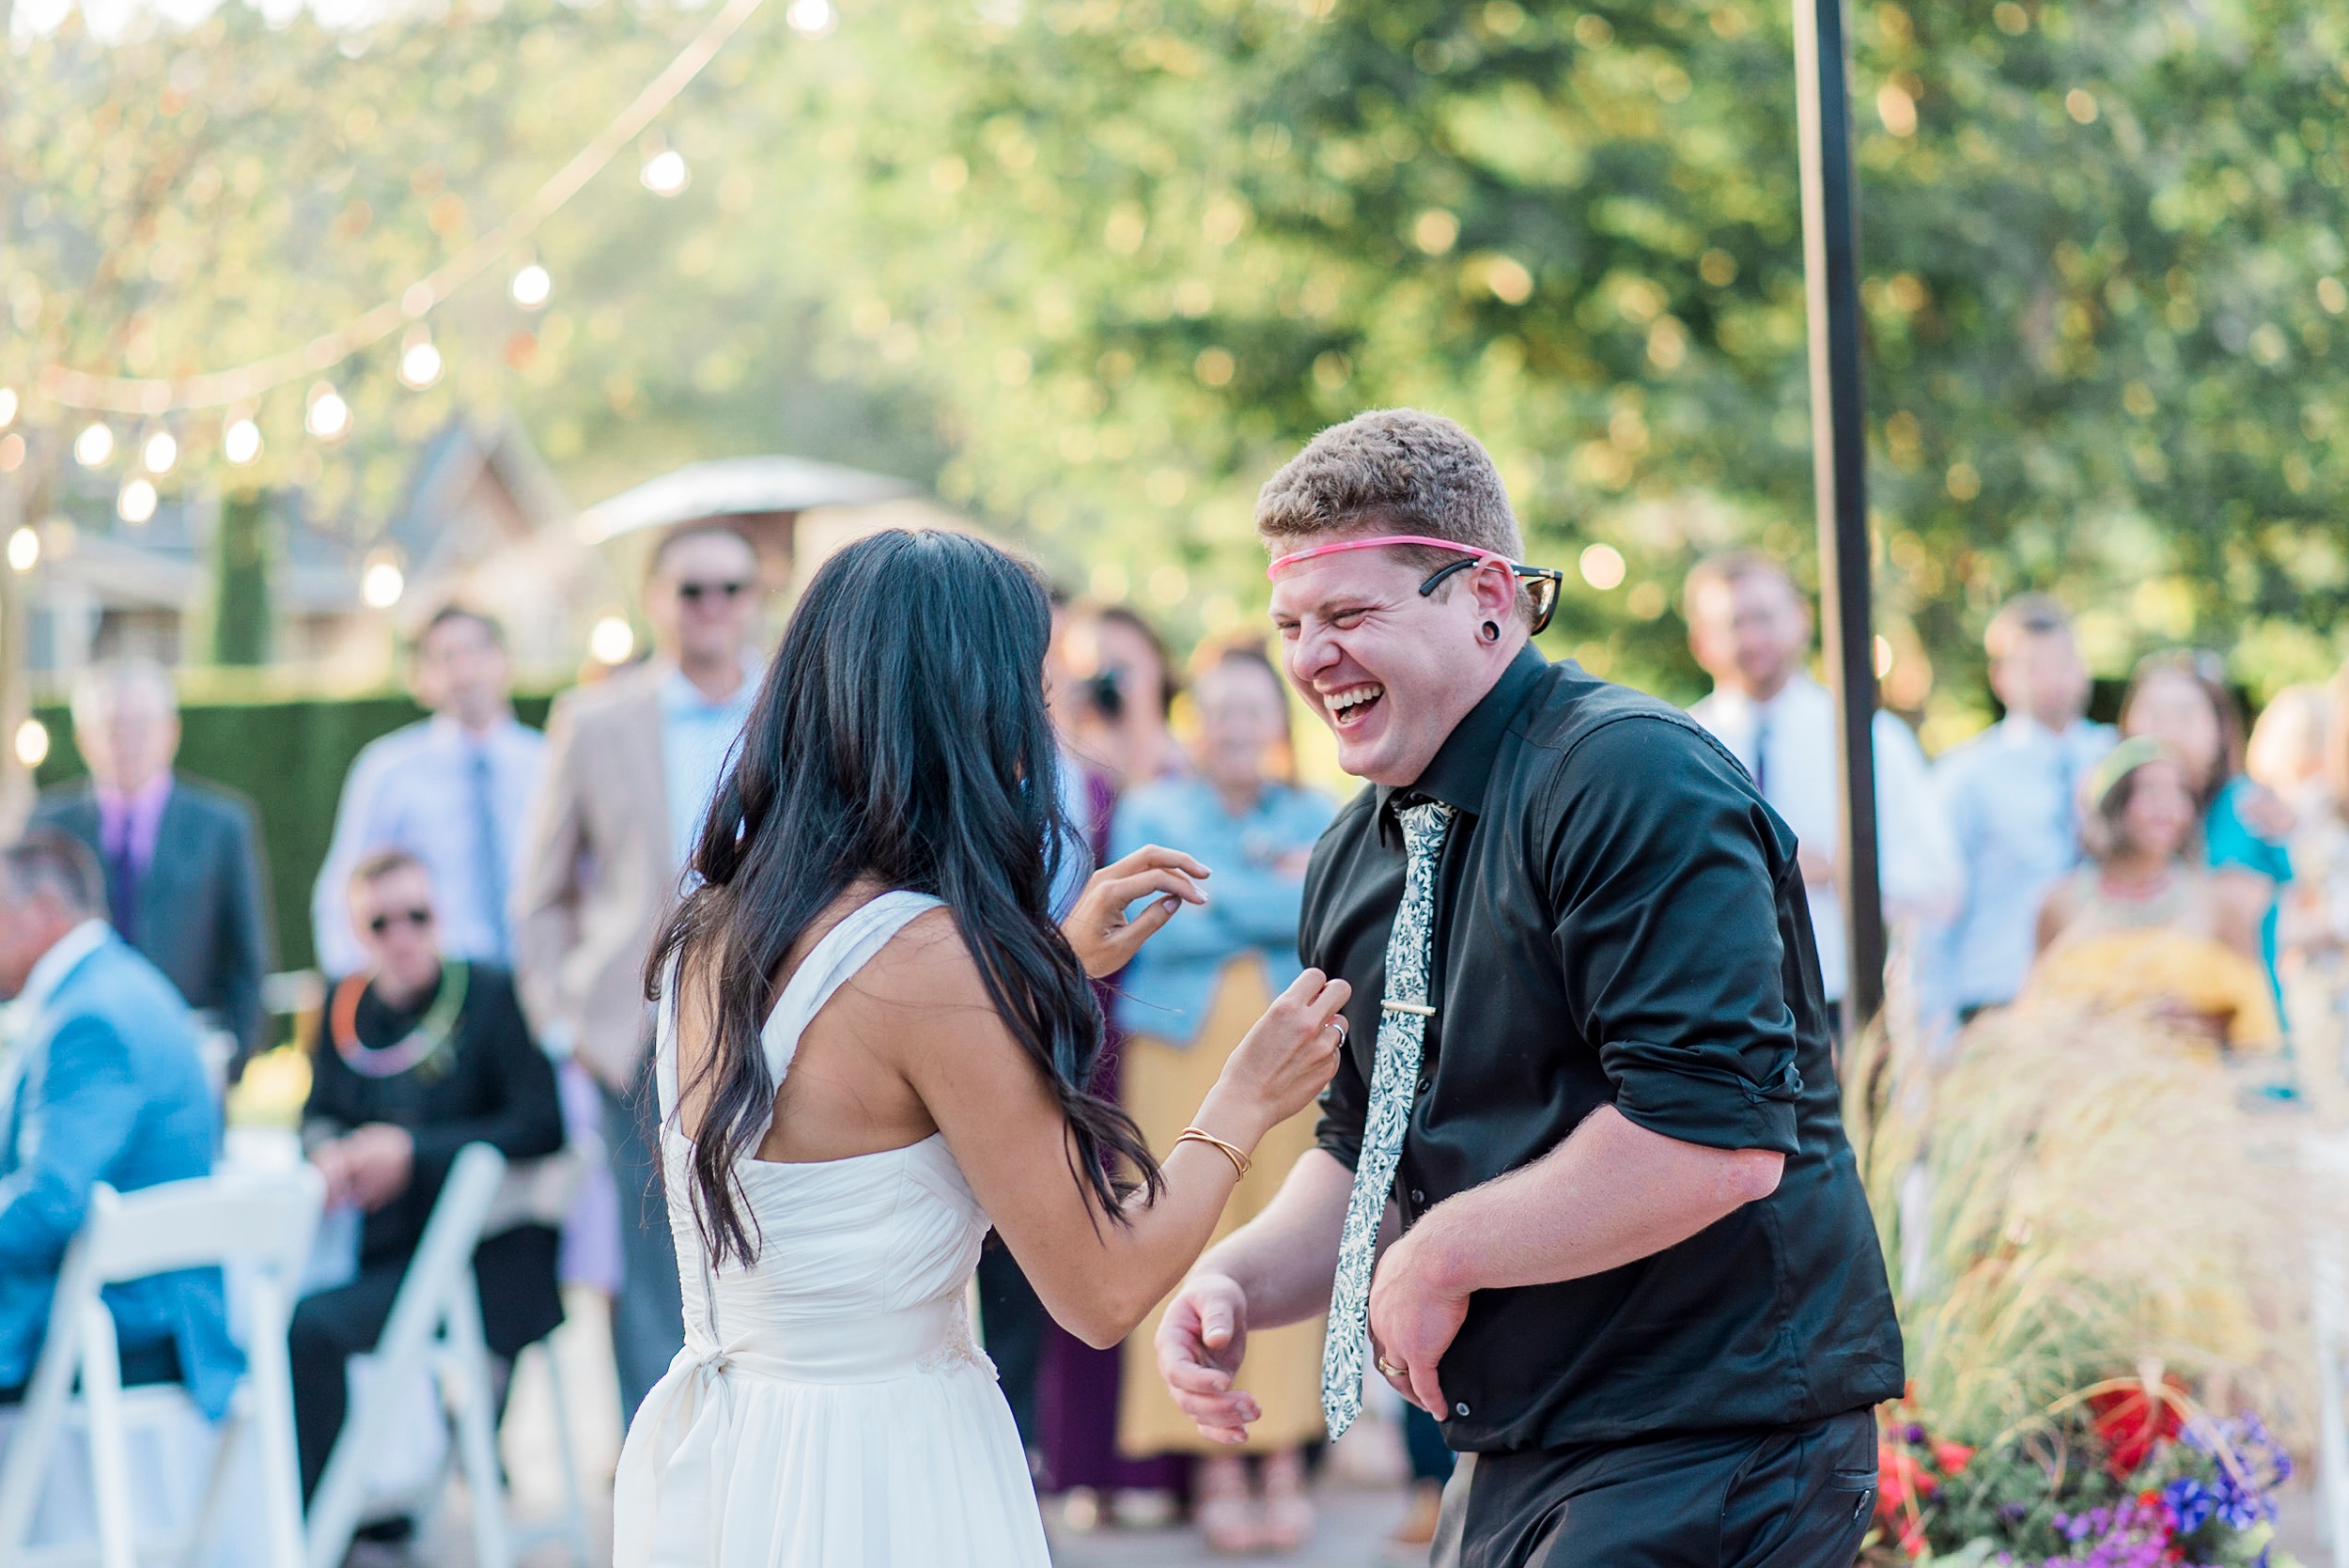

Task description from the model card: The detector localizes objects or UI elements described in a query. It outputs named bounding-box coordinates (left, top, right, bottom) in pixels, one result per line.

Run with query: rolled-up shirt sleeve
left=1542, top=716, right=1803, bottom=1156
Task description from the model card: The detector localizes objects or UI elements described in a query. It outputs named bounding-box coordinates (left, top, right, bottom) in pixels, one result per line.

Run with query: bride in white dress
left=614, top=529, right=1351, bottom=1568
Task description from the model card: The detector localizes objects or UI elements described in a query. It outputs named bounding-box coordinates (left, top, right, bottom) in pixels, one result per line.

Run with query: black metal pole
left=1793, top=0, right=1886, bottom=1030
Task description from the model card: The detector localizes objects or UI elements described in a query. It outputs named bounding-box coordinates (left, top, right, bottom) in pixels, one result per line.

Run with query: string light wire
left=36, top=0, right=769, bottom=416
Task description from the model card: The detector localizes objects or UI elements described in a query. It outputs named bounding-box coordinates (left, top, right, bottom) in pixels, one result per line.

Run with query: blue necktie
left=471, top=745, right=509, bottom=962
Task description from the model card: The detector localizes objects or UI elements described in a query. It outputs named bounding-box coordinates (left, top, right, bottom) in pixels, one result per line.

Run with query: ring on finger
left=1376, top=1356, right=1407, bottom=1378
left=1326, top=1017, right=1349, bottom=1043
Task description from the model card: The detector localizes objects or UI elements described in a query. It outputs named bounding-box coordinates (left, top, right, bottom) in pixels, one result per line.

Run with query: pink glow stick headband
left=1264, top=533, right=1511, bottom=581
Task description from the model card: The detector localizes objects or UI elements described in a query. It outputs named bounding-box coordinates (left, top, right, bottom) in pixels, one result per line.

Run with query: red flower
left=1935, top=1441, right=1976, bottom=1476
left=2088, top=1381, right=2186, bottom=1479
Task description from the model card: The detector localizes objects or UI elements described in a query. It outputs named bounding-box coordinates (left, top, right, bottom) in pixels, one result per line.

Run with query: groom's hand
left=1367, top=1223, right=1470, bottom=1421
left=1155, top=1272, right=1259, bottom=1444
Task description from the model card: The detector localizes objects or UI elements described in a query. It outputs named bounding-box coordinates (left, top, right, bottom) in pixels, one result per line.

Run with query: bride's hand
left=1206, top=970, right=1352, bottom=1140
left=1063, top=846, right=1210, bottom=978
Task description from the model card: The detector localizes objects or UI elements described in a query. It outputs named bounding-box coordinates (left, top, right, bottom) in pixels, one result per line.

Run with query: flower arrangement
left=1869, top=1378, right=2296, bottom=1565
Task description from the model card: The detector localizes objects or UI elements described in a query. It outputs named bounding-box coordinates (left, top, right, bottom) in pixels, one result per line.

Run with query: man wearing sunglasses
left=516, top=521, right=768, bottom=1425
left=1153, top=410, right=1900, bottom=1568
left=295, top=849, right=563, bottom=1506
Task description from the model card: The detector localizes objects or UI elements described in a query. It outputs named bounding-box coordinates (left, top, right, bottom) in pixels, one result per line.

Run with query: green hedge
left=34, top=693, right=556, bottom=974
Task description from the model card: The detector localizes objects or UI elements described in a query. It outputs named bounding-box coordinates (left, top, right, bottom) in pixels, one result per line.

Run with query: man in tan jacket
left=515, top=523, right=766, bottom=1420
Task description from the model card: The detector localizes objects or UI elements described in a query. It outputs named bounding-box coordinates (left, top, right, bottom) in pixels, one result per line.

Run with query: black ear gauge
left=1482, top=620, right=1501, bottom=643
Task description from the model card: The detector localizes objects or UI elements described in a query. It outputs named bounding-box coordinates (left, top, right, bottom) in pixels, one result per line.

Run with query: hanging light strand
left=37, top=0, right=769, bottom=416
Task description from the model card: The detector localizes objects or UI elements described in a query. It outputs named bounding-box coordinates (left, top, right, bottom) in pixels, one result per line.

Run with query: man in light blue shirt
left=313, top=609, right=545, bottom=978
left=1932, top=594, right=2116, bottom=1023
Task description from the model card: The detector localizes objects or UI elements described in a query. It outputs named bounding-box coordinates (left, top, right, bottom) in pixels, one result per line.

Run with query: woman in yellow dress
left=1110, top=644, right=1336, bottom=1554
left=2030, top=736, right=2280, bottom=1049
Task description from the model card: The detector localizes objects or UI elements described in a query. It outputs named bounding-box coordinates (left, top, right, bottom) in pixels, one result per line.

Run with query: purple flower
left=2163, top=1475, right=2217, bottom=1534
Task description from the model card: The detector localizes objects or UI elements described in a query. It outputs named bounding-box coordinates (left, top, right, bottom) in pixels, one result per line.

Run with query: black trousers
left=1432, top=1409, right=1878, bottom=1568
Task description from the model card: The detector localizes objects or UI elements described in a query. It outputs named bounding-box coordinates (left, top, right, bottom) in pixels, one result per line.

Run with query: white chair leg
left=241, top=1279, right=308, bottom=1568
left=444, top=1281, right=512, bottom=1568
left=538, top=1339, right=595, bottom=1568
left=181, top=1400, right=244, bottom=1568
left=78, top=1304, right=136, bottom=1568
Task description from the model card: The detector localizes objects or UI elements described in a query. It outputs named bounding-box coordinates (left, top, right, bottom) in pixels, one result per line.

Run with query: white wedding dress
left=614, top=891, right=1051, bottom=1568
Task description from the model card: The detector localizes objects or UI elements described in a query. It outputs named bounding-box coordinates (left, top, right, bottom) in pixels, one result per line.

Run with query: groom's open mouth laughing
left=1325, top=682, right=1386, bottom=734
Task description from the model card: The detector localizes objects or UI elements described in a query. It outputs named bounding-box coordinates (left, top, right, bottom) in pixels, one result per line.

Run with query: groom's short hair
left=1254, top=410, right=1522, bottom=575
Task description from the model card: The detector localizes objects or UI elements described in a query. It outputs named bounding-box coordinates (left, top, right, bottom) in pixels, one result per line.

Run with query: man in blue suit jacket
left=0, top=832, right=241, bottom=1419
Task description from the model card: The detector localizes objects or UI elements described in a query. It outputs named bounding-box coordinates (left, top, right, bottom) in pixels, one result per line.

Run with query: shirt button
left=1416, top=1077, right=1432, bottom=1094
left=1410, top=1189, right=1425, bottom=1205
left=1454, top=1402, right=1471, bottom=1418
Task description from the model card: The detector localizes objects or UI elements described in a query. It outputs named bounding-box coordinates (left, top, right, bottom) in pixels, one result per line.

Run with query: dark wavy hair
left=647, top=529, right=1157, bottom=1266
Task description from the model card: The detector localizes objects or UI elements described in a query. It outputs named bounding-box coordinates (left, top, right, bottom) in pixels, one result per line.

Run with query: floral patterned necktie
left=1321, top=800, right=1454, bottom=1440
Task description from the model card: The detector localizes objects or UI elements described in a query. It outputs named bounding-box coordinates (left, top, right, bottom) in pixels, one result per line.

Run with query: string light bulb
left=361, top=550, right=406, bottom=609
left=7, top=527, right=39, bottom=573
left=589, top=613, right=636, bottom=664
left=73, top=423, right=116, bottom=468
left=0, top=388, right=17, bottom=428
left=305, top=383, right=350, bottom=441
left=641, top=149, right=691, bottom=196
left=510, top=264, right=552, bottom=309
left=786, top=0, right=836, bottom=34
left=224, top=416, right=263, bottom=465
left=141, top=429, right=178, bottom=474
left=397, top=328, right=443, bottom=390
left=14, top=719, right=49, bottom=770
left=118, top=477, right=159, bottom=524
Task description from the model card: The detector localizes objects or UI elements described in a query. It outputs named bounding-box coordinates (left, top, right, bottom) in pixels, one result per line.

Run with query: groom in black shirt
left=1155, top=410, right=1901, bottom=1567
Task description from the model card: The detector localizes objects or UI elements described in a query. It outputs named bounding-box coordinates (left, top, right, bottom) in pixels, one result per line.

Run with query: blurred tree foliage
left=8, top=0, right=2349, bottom=723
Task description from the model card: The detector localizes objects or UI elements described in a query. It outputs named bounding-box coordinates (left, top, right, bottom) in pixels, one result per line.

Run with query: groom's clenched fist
left=1155, top=1273, right=1261, bottom=1444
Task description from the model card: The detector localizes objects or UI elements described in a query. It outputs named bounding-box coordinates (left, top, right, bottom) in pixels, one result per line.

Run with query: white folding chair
left=479, top=1138, right=599, bottom=1568
left=304, top=1141, right=509, bottom=1568
left=0, top=1166, right=325, bottom=1568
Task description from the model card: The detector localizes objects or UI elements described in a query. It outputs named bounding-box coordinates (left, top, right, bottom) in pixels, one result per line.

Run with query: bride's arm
left=877, top=922, right=1349, bottom=1349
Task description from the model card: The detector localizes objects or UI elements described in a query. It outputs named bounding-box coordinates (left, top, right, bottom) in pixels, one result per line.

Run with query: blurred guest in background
left=0, top=833, right=241, bottom=1418
left=293, top=850, right=563, bottom=1500
left=33, top=660, right=272, bottom=1077
left=516, top=522, right=765, bottom=1424
left=2278, top=668, right=2349, bottom=1018
left=1061, top=603, right=1186, bottom=802
left=2030, top=738, right=2278, bottom=1050
left=312, top=607, right=545, bottom=980
left=1931, top=595, right=2114, bottom=1027
left=2121, top=652, right=2293, bottom=1003
left=1684, top=551, right=1962, bottom=1028
left=2248, top=683, right=2329, bottom=802
left=1034, top=599, right=1187, bottom=1526
left=1111, top=643, right=1333, bottom=1554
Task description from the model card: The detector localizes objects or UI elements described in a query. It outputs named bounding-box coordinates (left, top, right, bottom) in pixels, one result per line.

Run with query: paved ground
left=401, top=1291, right=2335, bottom=1568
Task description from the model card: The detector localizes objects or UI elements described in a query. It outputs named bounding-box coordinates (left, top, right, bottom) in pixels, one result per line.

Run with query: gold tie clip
left=1381, top=999, right=1436, bottom=1017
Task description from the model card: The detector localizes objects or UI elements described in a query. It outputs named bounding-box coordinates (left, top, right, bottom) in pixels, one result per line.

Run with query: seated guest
left=291, top=850, right=563, bottom=1501
left=33, top=660, right=273, bottom=1077
left=2030, top=737, right=2279, bottom=1050
left=0, top=832, right=240, bottom=1417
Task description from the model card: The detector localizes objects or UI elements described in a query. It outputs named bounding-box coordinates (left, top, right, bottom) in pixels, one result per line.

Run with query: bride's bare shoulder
left=853, top=903, right=993, bottom=1008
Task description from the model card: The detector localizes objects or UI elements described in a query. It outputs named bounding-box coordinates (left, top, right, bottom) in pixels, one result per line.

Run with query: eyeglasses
left=1417, top=558, right=1563, bottom=635
left=1266, top=532, right=1563, bottom=635
left=366, top=907, right=433, bottom=936
left=676, top=580, right=750, bottom=604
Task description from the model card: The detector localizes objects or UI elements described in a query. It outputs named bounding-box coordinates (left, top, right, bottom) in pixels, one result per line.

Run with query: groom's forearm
left=1403, top=1106, right=1784, bottom=1297
left=1194, top=1147, right=1356, bottom=1327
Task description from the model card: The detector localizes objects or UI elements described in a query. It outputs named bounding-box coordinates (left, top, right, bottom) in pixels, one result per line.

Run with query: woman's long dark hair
left=648, top=529, right=1157, bottom=1266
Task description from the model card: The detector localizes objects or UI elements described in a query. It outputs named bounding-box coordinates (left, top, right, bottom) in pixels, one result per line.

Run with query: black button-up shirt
left=1305, top=647, right=1903, bottom=1452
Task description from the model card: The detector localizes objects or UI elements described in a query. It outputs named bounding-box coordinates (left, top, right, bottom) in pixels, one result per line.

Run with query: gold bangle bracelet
left=1175, top=1126, right=1252, bottom=1180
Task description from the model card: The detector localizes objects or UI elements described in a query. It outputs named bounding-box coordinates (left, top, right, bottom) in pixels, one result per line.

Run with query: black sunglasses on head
left=367, top=907, right=433, bottom=935
left=677, top=579, right=750, bottom=603
left=1418, top=557, right=1563, bottom=635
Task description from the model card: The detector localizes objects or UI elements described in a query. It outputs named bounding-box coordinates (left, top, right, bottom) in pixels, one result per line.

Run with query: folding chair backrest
left=479, top=1136, right=599, bottom=1240
left=305, top=1143, right=508, bottom=1568
left=0, top=1166, right=324, bottom=1568
left=81, top=1171, right=326, bottom=1293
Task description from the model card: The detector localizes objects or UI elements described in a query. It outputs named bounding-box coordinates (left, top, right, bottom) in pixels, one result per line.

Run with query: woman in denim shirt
left=1110, top=644, right=1334, bottom=1554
